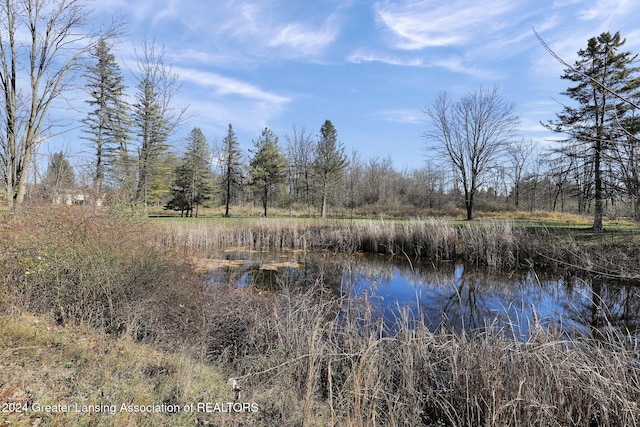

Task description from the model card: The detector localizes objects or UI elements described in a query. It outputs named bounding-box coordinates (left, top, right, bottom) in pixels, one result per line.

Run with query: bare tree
left=425, top=86, right=519, bottom=220
left=0, top=0, right=117, bottom=208
left=507, top=139, right=535, bottom=209
left=286, top=125, right=315, bottom=215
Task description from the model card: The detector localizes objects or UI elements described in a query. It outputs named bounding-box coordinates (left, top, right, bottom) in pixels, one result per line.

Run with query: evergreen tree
left=132, top=40, right=187, bottom=211
left=220, top=124, right=244, bottom=217
left=42, top=151, right=76, bottom=202
left=147, top=151, right=179, bottom=207
left=82, top=38, right=131, bottom=195
left=314, top=120, right=347, bottom=217
left=165, top=128, right=212, bottom=217
left=133, top=76, right=170, bottom=208
left=248, top=127, right=287, bottom=217
left=545, top=32, right=639, bottom=231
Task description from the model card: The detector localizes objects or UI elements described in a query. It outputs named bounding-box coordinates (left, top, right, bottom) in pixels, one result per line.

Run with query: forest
left=0, top=1, right=638, bottom=228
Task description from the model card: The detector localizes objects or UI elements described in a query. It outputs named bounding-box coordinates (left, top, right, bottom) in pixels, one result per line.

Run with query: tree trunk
left=263, top=186, right=268, bottom=217
left=593, top=139, right=604, bottom=232
left=464, top=189, right=473, bottom=220
left=224, top=174, right=231, bottom=217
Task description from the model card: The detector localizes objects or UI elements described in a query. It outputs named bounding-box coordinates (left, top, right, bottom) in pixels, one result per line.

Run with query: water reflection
left=205, top=250, right=640, bottom=339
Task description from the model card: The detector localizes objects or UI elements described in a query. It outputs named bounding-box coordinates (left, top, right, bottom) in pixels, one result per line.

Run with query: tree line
left=1, top=1, right=639, bottom=224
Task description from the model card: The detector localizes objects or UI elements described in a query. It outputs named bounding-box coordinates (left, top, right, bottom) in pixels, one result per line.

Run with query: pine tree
left=314, top=120, right=347, bottom=217
left=545, top=32, right=639, bottom=231
left=132, top=40, right=187, bottom=212
left=165, top=128, right=213, bottom=217
left=220, top=124, right=244, bottom=217
left=249, top=127, right=287, bottom=217
left=82, top=38, right=131, bottom=196
left=147, top=151, right=179, bottom=207
left=133, top=77, right=170, bottom=208
left=41, top=151, right=76, bottom=202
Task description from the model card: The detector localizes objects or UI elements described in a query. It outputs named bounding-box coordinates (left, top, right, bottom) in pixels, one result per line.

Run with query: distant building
left=51, top=188, right=101, bottom=206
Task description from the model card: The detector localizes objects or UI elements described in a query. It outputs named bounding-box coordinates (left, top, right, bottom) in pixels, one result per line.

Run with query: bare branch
left=533, top=27, right=640, bottom=110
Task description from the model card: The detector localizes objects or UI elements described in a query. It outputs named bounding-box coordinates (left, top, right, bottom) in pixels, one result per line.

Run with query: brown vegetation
left=2, top=208, right=639, bottom=426
left=159, top=216, right=640, bottom=278
left=0, top=206, right=206, bottom=347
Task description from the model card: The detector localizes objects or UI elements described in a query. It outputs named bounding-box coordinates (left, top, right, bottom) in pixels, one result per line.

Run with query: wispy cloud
left=347, top=50, right=499, bottom=80
left=268, top=19, right=340, bottom=57
left=373, top=109, right=423, bottom=124
left=347, top=50, right=424, bottom=66
left=173, top=67, right=291, bottom=107
left=374, top=0, right=518, bottom=50
left=428, top=57, right=502, bottom=80
left=98, top=1, right=343, bottom=62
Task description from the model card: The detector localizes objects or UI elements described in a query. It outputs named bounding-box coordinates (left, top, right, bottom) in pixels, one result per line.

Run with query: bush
left=0, top=206, right=206, bottom=348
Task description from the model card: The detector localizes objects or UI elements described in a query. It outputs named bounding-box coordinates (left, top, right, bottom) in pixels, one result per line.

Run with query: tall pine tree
left=249, top=127, right=287, bottom=217
left=545, top=32, right=638, bottom=231
left=132, top=40, right=187, bottom=212
left=82, top=38, right=131, bottom=196
left=165, top=128, right=213, bottom=217
left=133, top=76, right=170, bottom=208
left=220, top=124, right=244, bottom=217
left=314, top=120, right=347, bottom=217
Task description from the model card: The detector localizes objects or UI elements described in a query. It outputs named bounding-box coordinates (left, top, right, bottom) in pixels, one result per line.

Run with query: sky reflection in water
left=207, top=251, right=640, bottom=338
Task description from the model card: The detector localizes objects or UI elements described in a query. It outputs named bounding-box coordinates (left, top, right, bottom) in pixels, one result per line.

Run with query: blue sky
left=53, top=0, right=640, bottom=171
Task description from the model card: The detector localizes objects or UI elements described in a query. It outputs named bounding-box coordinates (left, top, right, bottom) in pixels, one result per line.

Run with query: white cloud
left=347, top=50, right=424, bottom=66
left=374, top=0, right=518, bottom=50
left=347, top=50, right=497, bottom=79
left=578, top=0, right=633, bottom=21
left=269, top=19, right=340, bottom=57
left=374, top=109, right=423, bottom=124
left=428, top=57, right=502, bottom=80
left=173, top=67, right=291, bottom=107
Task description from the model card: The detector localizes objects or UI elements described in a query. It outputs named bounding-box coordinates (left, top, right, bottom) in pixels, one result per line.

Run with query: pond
left=201, top=249, right=640, bottom=339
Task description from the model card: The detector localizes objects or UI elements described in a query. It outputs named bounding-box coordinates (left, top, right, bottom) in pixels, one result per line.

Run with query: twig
left=533, top=27, right=640, bottom=111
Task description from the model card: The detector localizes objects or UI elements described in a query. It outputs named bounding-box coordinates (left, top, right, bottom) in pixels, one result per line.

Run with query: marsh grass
left=160, top=216, right=640, bottom=278
left=161, top=217, right=539, bottom=269
left=2, top=208, right=640, bottom=426
left=206, top=278, right=640, bottom=426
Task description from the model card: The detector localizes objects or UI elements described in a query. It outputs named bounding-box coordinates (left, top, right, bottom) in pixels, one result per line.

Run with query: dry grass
left=160, top=217, right=535, bottom=269
left=0, top=206, right=206, bottom=347
left=204, top=279, right=640, bottom=426
left=0, top=314, right=249, bottom=427
left=159, top=216, right=640, bottom=278
left=2, top=207, right=640, bottom=426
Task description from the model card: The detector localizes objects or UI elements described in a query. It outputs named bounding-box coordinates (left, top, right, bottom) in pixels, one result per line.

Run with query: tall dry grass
left=204, top=277, right=640, bottom=426
left=160, top=218, right=525, bottom=268
left=3, top=209, right=638, bottom=425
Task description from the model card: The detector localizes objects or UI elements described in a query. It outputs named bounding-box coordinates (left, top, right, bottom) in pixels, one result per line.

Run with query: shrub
left=0, top=206, right=206, bottom=348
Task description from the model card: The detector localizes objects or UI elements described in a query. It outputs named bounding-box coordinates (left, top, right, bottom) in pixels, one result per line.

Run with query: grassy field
left=2, top=206, right=640, bottom=426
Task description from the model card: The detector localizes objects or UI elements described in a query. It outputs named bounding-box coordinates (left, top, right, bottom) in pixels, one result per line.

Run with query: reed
left=3, top=209, right=639, bottom=425
left=160, top=217, right=531, bottom=269
left=209, top=278, right=640, bottom=426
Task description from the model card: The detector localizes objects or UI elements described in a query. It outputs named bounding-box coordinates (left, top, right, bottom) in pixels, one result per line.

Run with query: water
left=204, top=249, right=640, bottom=338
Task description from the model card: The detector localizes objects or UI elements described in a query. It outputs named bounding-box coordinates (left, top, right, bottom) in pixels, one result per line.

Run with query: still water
left=205, top=249, right=640, bottom=338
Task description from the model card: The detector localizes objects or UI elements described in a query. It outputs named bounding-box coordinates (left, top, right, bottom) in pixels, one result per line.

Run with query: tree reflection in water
left=205, top=250, right=640, bottom=340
